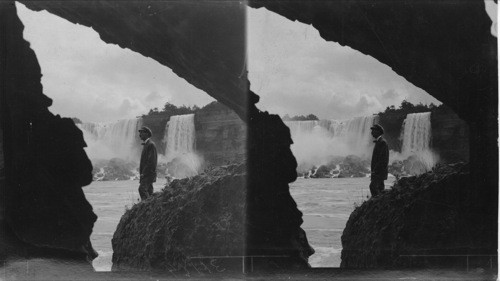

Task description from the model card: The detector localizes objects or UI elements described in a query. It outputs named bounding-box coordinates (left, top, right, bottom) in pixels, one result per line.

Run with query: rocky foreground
left=341, top=163, right=496, bottom=269
left=111, top=164, right=247, bottom=272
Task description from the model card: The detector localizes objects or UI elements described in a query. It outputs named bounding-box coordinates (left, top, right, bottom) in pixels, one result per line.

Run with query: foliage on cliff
left=341, top=162, right=495, bottom=269
left=282, top=114, right=319, bottom=121
left=197, top=101, right=231, bottom=114
left=142, top=102, right=200, bottom=118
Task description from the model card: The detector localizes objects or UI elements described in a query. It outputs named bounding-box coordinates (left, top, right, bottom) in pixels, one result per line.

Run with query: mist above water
left=78, top=118, right=142, bottom=162
left=285, top=112, right=439, bottom=176
left=285, top=116, right=376, bottom=172
left=78, top=114, right=203, bottom=180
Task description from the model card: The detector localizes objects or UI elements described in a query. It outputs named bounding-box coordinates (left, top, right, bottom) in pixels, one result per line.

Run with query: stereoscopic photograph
left=0, top=0, right=497, bottom=280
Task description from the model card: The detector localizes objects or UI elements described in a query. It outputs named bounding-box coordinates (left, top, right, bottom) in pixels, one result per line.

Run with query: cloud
left=118, top=98, right=138, bottom=114
left=146, top=91, right=161, bottom=102
left=381, top=89, right=399, bottom=100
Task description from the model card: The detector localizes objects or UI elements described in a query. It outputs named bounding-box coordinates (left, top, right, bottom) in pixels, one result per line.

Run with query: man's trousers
left=139, top=182, right=154, bottom=200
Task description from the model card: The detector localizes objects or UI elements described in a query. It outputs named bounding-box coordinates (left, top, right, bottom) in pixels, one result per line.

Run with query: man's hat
left=138, top=126, right=152, bottom=136
left=370, top=124, right=384, bottom=134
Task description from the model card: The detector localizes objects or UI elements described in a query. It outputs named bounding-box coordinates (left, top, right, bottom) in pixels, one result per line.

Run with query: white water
left=284, top=116, right=377, bottom=171
left=401, top=112, right=432, bottom=155
left=163, top=114, right=201, bottom=178
left=78, top=118, right=142, bottom=161
left=323, top=116, right=377, bottom=158
left=84, top=177, right=386, bottom=270
left=164, top=114, right=196, bottom=160
left=397, top=112, right=438, bottom=174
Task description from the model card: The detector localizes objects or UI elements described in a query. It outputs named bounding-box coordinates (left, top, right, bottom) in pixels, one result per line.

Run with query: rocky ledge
left=341, top=163, right=496, bottom=269
left=111, top=164, right=246, bottom=273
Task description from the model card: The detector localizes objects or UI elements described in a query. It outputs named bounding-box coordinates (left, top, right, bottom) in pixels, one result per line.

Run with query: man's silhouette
left=370, top=124, right=389, bottom=197
left=138, top=126, right=157, bottom=200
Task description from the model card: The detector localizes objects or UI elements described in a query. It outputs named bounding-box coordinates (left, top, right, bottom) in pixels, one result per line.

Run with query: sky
left=16, top=2, right=496, bottom=122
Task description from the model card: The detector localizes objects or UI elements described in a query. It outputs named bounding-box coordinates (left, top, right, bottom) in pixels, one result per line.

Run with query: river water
left=84, top=177, right=394, bottom=271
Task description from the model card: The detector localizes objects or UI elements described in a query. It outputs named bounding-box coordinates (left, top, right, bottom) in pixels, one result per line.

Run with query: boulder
left=341, top=163, right=496, bottom=269
left=112, top=164, right=246, bottom=272
left=338, top=155, right=370, bottom=178
left=310, top=165, right=331, bottom=178
left=91, top=158, right=138, bottom=181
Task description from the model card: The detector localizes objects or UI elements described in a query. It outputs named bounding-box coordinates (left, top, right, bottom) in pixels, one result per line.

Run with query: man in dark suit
left=370, top=124, right=389, bottom=197
left=138, top=126, right=157, bottom=200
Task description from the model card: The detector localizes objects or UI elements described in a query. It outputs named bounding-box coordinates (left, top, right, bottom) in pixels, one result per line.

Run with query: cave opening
left=2, top=0, right=498, bottom=274
left=247, top=6, right=471, bottom=268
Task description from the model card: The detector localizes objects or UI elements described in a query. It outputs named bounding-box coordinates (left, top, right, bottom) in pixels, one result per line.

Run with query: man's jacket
left=139, top=139, right=157, bottom=183
left=371, top=136, right=389, bottom=180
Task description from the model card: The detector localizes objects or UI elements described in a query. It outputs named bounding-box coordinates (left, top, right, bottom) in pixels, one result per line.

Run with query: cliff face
left=431, top=112, right=469, bottom=163
left=195, top=106, right=246, bottom=167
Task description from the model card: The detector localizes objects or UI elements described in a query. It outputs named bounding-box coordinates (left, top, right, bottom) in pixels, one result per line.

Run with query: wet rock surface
left=112, top=164, right=246, bottom=272
left=341, top=163, right=496, bottom=269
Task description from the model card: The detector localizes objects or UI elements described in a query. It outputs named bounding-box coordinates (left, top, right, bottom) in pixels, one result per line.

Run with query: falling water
left=164, top=114, right=196, bottom=160
left=324, top=116, right=377, bottom=157
left=285, top=120, right=319, bottom=136
left=401, top=112, right=432, bottom=154
left=163, top=114, right=200, bottom=178
left=399, top=112, right=436, bottom=174
left=78, top=118, right=142, bottom=161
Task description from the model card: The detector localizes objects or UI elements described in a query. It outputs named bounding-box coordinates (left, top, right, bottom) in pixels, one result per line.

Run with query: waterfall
left=323, top=116, right=377, bottom=157
left=399, top=112, right=436, bottom=174
left=284, top=116, right=376, bottom=173
left=164, top=114, right=196, bottom=161
left=163, top=114, right=200, bottom=178
left=77, top=118, right=142, bottom=161
left=401, top=112, right=432, bottom=155
left=285, top=120, right=319, bottom=135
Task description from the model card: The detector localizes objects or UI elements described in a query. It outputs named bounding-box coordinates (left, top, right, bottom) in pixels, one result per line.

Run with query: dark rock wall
left=0, top=2, right=96, bottom=262
left=431, top=112, right=469, bottom=163
left=194, top=106, right=246, bottom=167
left=247, top=111, right=314, bottom=270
